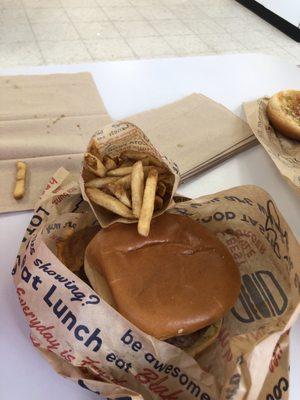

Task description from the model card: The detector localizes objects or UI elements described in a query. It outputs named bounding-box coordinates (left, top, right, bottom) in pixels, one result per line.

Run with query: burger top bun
left=267, top=90, right=300, bottom=141
left=85, top=213, right=241, bottom=340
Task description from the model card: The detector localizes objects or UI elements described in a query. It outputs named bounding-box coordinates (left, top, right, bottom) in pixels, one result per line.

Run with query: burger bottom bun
left=267, top=91, right=300, bottom=141
left=84, top=257, right=221, bottom=357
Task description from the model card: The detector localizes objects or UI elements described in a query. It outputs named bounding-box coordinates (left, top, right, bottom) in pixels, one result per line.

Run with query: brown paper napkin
left=128, top=93, right=257, bottom=181
left=0, top=72, right=106, bottom=120
left=0, top=72, right=111, bottom=213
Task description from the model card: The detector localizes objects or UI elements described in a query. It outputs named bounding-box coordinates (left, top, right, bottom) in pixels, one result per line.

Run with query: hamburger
left=84, top=213, right=241, bottom=357
left=267, top=90, right=300, bottom=141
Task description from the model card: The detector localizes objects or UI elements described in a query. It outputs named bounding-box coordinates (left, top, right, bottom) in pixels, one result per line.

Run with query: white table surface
left=1, top=54, right=299, bottom=400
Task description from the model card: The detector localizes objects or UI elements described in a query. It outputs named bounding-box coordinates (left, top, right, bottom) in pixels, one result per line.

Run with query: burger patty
left=165, top=327, right=207, bottom=349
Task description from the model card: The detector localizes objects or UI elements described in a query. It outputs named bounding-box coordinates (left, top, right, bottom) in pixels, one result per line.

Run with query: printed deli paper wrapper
left=80, top=121, right=180, bottom=227
left=13, top=168, right=300, bottom=400
left=244, top=98, right=300, bottom=191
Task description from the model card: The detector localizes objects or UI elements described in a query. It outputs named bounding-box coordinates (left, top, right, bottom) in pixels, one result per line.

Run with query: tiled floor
left=0, top=0, right=299, bottom=67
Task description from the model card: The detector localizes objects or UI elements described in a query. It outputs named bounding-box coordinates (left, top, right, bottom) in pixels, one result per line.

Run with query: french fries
left=107, top=184, right=131, bottom=208
left=138, top=169, right=158, bottom=237
left=107, top=166, right=133, bottom=177
left=131, top=161, right=144, bottom=218
left=106, top=165, right=165, bottom=177
left=89, top=138, right=101, bottom=157
left=115, top=174, right=132, bottom=189
left=121, top=150, right=162, bottom=167
left=86, top=188, right=134, bottom=219
left=103, top=155, right=117, bottom=171
left=84, top=153, right=106, bottom=177
left=13, top=161, right=27, bottom=199
left=119, top=160, right=133, bottom=167
left=83, top=142, right=174, bottom=236
left=85, top=176, right=118, bottom=188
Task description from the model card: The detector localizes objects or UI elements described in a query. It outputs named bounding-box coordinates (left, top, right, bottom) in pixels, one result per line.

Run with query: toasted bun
left=85, top=213, right=240, bottom=340
left=84, top=257, right=115, bottom=307
left=85, top=255, right=222, bottom=356
left=267, top=90, right=300, bottom=141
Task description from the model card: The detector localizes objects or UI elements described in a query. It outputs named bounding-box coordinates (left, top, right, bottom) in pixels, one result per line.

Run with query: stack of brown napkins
left=129, top=93, right=256, bottom=181
left=0, top=73, right=256, bottom=214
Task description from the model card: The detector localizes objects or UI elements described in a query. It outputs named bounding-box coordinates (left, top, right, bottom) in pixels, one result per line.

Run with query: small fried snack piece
left=114, top=174, right=132, bottom=189
left=103, top=155, right=117, bottom=171
left=138, top=168, right=158, bottom=236
left=85, top=153, right=106, bottom=177
left=85, top=176, right=118, bottom=188
left=86, top=187, right=134, bottom=219
left=107, top=183, right=131, bottom=208
left=89, top=138, right=101, bottom=157
left=107, top=166, right=133, bottom=177
left=13, top=161, right=27, bottom=199
left=121, top=150, right=162, bottom=167
left=131, top=161, right=144, bottom=218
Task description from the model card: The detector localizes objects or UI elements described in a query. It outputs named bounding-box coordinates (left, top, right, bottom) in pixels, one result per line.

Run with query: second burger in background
left=84, top=213, right=241, bottom=357
left=267, top=90, right=300, bottom=141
